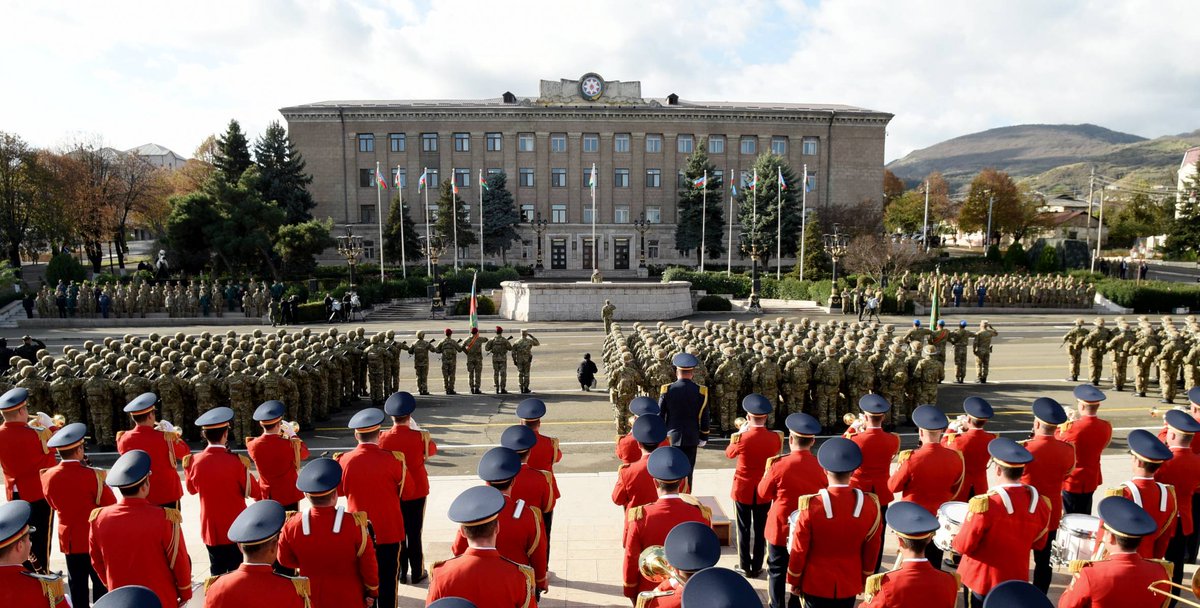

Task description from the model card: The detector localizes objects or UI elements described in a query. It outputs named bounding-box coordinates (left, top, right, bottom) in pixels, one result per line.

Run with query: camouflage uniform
left=1159, top=333, right=1184, bottom=403
left=49, top=365, right=83, bottom=428
left=83, top=364, right=115, bottom=447
left=462, top=331, right=486, bottom=394
left=601, top=300, right=616, bottom=334
left=485, top=330, right=513, bottom=393
left=1061, top=320, right=1088, bottom=382
left=407, top=332, right=433, bottom=395
left=610, top=352, right=640, bottom=435
left=436, top=333, right=462, bottom=394
left=973, top=322, right=999, bottom=383
left=948, top=325, right=976, bottom=383
left=783, top=350, right=810, bottom=417
left=1106, top=321, right=1135, bottom=391
left=1133, top=330, right=1161, bottom=397
left=153, top=361, right=189, bottom=429
left=1083, top=319, right=1111, bottom=385
left=713, top=348, right=742, bottom=434
left=912, top=346, right=942, bottom=406
left=225, top=360, right=257, bottom=443
left=511, top=331, right=541, bottom=394
left=843, top=346, right=875, bottom=418
left=751, top=349, right=782, bottom=427
left=813, top=347, right=843, bottom=430
left=366, top=337, right=387, bottom=406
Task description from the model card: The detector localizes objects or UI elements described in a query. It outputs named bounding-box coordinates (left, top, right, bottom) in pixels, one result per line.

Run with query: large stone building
left=280, top=75, right=891, bottom=275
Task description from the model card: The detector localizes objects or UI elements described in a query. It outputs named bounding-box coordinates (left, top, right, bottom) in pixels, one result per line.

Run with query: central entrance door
left=582, top=238, right=595, bottom=270
left=614, top=238, right=630, bottom=270
left=551, top=239, right=567, bottom=270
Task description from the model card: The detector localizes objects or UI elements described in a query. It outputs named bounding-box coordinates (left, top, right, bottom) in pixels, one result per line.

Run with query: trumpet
left=627, top=415, right=637, bottom=428
left=280, top=420, right=299, bottom=438
left=1148, top=569, right=1200, bottom=607
left=734, top=417, right=749, bottom=432
left=28, top=411, right=64, bottom=431
left=947, top=414, right=970, bottom=434
left=842, top=413, right=866, bottom=438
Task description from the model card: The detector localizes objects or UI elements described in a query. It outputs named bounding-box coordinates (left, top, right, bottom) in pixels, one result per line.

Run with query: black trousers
left=963, top=588, right=986, bottom=608
left=924, top=540, right=944, bottom=571
left=1062, top=491, right=1094, bottom=516
left=801, top=596, right=855, bottom=608
left=13, top=493, right=52, bottom=573
left=158, top=500, right=181, bottom=511
left=1188, top=493, right=1200, bottom=562
left=206, top=543, right=242, bottom=576
left=1032, top=529, right=1057, bottom=592
left=376, top=542, right=400, bottom=608
left=767, top=544, right=790, bottom=608
left=872, top=503, right=889, bottom=573
left=1166, top=519, right=1189, bottom=608
left=544, top=510, right=555, bottom=562
left=735, top=501, right=770, bottom=572
left=399, top=498, right=426, bottom=578
left=65, top=552, right=107, bottom=607
left=675, top=444, right=698, bottom=489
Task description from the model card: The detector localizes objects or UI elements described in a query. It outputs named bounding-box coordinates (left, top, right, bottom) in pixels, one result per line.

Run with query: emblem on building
left=579, top=73, right=605, bottom=101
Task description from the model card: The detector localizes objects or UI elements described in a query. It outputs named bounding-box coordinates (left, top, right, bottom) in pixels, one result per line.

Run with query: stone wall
left=499, top=281, right=693, bottom=321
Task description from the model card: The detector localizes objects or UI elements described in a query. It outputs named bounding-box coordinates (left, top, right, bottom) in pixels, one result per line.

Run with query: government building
left=280, top=75, right=892, bottom=276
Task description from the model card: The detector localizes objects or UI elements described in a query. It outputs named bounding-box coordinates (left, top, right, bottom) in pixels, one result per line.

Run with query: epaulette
left=943, top=432, right=958, bottom=446
left=774, top=430, right=786, bottom=442
left=89, top=507, right=103, bottom=522
left=517, top=562, right=536, bottom=593
left=353, top=511, right=368, bottom=527
left=678, top=493, right=712, bottom=521
left=165, top=508, right=183, bottom=524
left=1068, top=559, right=1091, bottom=574
left=392, top=451, right=406, bottom=464
left=615, top=434, right=624, bottom=445
left=897, top=449, right=913, bottom=465
left=628, top=505, right=645, bottom=522
left=730, top=433, right=742, bottom=444
left=238, top=454, right=253, bottom=470
left=332, top=452, right=343, bottom=460
left=797, top=494, right=815, bottom=511
left=1104, top=487, right=1125, bottom=498
left=864, top=572, right=884, bottom=597
left=660, top=383, right=670, bottom=395
left=244, top=436, right=254, bottom=447
left=618, top=463, right=631, bottom=471
left=289, top=576, right=310, bottom=599
left=33, top=572, right=66, bottom=606
left=94, top=469, right=107, bottom=504
left=285, top=510, right=298, bottom=521
left=181, top=454, right=193, bottom=469
left=968, top=495, right=989, bottom=514
left=766, top=455, right=783, bottom=468
left=204, top=574, right=222, bottom=591
left=115, top=430, right=126, bottom=443
left=1150, top=558, right=1174, bottom=581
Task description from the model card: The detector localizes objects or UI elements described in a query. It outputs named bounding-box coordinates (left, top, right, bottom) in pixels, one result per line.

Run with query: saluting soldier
left=948, top=320, right=975, bottom=384
left=1020, top=397, right=1076, bottom=593
left=184, top=407, right=260, bottom=576
left=204, top=500, right=310, bottom=608
left=379, top=392, right=438, bottom=585
left=0, top=387, right=58, bottom=573
left=724, top=394, right=782, bottom=579
left=888, top=405, right=964, bottom=569
left=639, top=522, right=722, bottom=608
left=1057, top=384, right=1114, bottom=516
left=407, top=331, right=434, bottom=396
left=861, top=502, right=959, bottom=608
left=115, top=393, right=190, bottom=510
left=1058, top=496, right=1176, bottom=608
left=427, top=486, right=535, bottom=608
left=1104, top=429, right=1177, bottom=559
left=436, top=329, right=463, bottom=395
left=658, top=353, right=710, bottom=489
left=485, top=326, right=513, bottom=394
left=245, top=401, right=309, bottom=511
left=0, top=500, right=69, bottom=608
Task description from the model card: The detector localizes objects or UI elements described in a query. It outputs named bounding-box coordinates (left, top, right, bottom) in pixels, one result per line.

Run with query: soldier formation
left=1062, top=314, right=1200, bottom=403
left=33, top=279, right=289, bottom=320
left=901, top=271, right=1095, bottom=309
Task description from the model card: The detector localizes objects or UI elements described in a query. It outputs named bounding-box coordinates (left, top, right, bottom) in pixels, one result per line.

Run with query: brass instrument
left=628, top=415, right=637, bottom=428
left=636, top=545, right=679, bottom=608
left=947, top=414, right=970, bottom=434
left=734, top=417, right=748, bottom=432
left=842, top=413, right=866, bottom=438
left=1148, top=569, right=1200, bottom=607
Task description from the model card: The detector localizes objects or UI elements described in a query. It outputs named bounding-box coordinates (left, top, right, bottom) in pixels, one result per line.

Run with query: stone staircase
left=0, top=301, right=25, bottom=328
left=365, top=298, right=438, bottom=321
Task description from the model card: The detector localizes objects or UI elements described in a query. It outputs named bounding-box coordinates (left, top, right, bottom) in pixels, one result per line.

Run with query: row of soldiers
left=902, top=271, right=1095, bottom=309
left=1062, top=314, right=1200, bottom=403
left=34, top=279, right=284, bottom=319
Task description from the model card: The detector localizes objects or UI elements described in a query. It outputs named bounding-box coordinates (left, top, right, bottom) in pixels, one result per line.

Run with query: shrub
left=453, top=294, right=496, bottom=315
left=1003, top=243, right=1027, bottom=271
left=696, top=295, right=732, bottom=312
left=45, top=253, right=88, bottom=286
left=1095, top=279, right=1200, bottom=313
left=662, top=268, right=752, bottom=298
left=1033, top=245, right=1059, bottom=273
left=985, top=245, right=1002, bottom=263
left=294, top=301, right=329, bottom=323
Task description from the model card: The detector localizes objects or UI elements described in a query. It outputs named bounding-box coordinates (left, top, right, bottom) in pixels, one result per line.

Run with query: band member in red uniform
left=0, top=387, right=58, bottom=572
left=613, top=415, right=679, bottom=541
left=516, top=399, right=562, bottom=546
left=115, top=393, right=190, bottom=510
left=724, top=394, right=783, bottom=578
left=616, top=397, right=666, bottom=464
left=380, top=391, right=437, bottom=585
left=1020, top=397, right=1076, bottom=592
left=862, top=501, right=959, bottom=608
left=501, top=425, right=557, bottom=550
left=204, top=500, right=309, bottom=608
left=89, top=450, right=192, bottom=608
left=246, top=400, right=310, bottom=511
left=0, top=500, right=69, bottom=607
left=1154, top=408, right=1200, bottom=598
left=277, top=458, right=379, bottom=608
left=888, top=404, right=963, bottom=569
left=1057, top=384, right=1113, bottom=516
left=1104, top=429, right=1176, bottom=559
left=41, top=423, right=116, bottom=607
left=944, top=397, right=997, bottom=502
left=639, top=522, right=722, bottom=608
left=184, top=407, right=260, bottom=576
left=1058, top=496, right=1175, bottom=608
left=847, top=394, right=900, bottom=573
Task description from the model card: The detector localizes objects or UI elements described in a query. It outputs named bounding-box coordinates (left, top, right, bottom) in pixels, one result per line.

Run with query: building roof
left=127, top=143, right=184, bottom=158
left=1183, top=147, right=1200, bottom=172
left=1045, top=210, right=1092, bottom=227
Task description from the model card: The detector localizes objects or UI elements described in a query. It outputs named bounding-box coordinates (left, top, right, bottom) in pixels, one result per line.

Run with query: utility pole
left=921, top=180, right=930, bottom=252
left=1085, top=166, right=1095, bottom=251
left=984, top=190, right=995, bottom=251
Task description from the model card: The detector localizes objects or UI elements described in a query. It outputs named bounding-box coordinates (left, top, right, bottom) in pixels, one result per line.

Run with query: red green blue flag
left=375, top=162, right=387, bottom=190
left=777, top=167, right=787, bottom=191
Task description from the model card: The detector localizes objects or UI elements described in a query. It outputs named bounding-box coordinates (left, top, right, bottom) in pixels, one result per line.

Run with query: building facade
left=280, top=75, right=892, bottom=275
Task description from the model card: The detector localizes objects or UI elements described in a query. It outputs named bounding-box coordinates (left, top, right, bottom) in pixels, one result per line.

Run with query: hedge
left=696, top=295, right=732, bottom=311
left=662, top=268, right=753, bottom=298
left=453, top=294, right=497, bottom=315
left=1095, top=279, right=1200, bottom=313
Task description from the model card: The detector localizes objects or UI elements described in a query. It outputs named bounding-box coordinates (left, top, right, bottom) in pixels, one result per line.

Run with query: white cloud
left=1, top=0, right=1197, bottom=162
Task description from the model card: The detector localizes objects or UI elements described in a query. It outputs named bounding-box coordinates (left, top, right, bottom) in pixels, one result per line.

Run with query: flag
left=418, top=168, right=428, bottom=192
left=468, top=271, right=478, bottom=331
left=392, top=166, right=402, bottom=188
left=929, top=273, right=941, bottom=327
left=452, top=179, right=459, bottom=195
left=375, top=163, right=387, bottom=190
left=479, top=171, right=489, bottom=191
left=804, top=173, right=813, bottom=193
left=588, top=163, right=597, bottom=189
left=749, top=170, right=758, bottom=191
left=692, top=175, right=707, bottom=188
left=731, top=183, right=738, bottom=197
left=777, top=167, right=787, bottom=191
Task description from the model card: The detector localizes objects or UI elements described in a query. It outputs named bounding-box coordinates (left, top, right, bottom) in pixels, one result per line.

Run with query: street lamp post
left=739, top=233, right=764, bottom=314
left=335, top=229, right=365, bottom=288
left=423, top=234, right=446, bottom=318
left=823, top=223, right=849, bottom=308
left=632, top=212, right=649, bottom=269
left=531, top=211, right=548, bottom=271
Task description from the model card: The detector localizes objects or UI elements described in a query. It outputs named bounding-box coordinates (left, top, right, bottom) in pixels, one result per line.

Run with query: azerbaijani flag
left=417, top=168, right=428, bottom=192
left=479, top=170, right=489, bottom=191
left=392, top=165, right=403, bottom=188
left=375, top=162, right=387, bottom=190
left=749, top=169, right=758, bottom=191
left=777, top=167, right=787, bottom=191
left=731, top=183, right=738, bottom=196
left=452, top=178, right=459, bottom=195
left=692, top=175, right=707, bottom=188
left=468, top=270, right=478, bottom=331
left=588, top=163, right=597, bottom=189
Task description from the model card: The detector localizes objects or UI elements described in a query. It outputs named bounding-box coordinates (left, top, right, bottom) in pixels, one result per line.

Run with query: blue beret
left=447, top=485, right=506, bottom=525
left=937, top=319, right=945, bottom=326
left=1165, top=409, right=1200, bottom=434
left=253, top=400, right=287, bottom=423
left=665, top=521, right=721, bottom=572
left=1128, top=429, right=1173, bottom=463
left=858, top=394, right=891, bottom=415
left=296, top=458, right=342, bottom=494
left=818, top=437, right=862, bottom=473
left=477, top=447, right=522, bottom=483
left=428, top=599, right=476, bottom=608
left=500, top=425, right=537, bottom=451
left=647, top=446, right=692, bottom=481
left=93, top=586, right=163, bottom=608
left=0, top=499, right=32, bottom=548
left=1190, top=386, right=1200, bottom=405
left=785, top=413, right=821, bottom=436
left=885, top=501, right=939, bottom=538
left=348, top=408, right=386, bottom=432
left=629, top=397, right=660, bottom=417
left=47, top=422, right=87, bottom=450
left=1073, top=384, right=1107, bottom=403
left=195, top=407, right=234, bottom=429
left=681, top=567, right=762, bottom=608
left=913, top=319, right=921, bottom=326
left=123, top=392, right=158, bottom=415
left=1098, top=495, right=1158, bottom=538
left=384, top=392, right=417, bottom=417
left=107, top=449, right=151, bottom=488
left=516, top=398, right=547, bottom=420
left=912, top=404, right=948, bottom=430
left=672, top=353, right=699, bottom=369
left=988, top=437, right=1033, bottom=467
left=959, top=320, right=968, bottom=327
left=963, top=396, right=994, bottom=419
left=632, top=414, right=667, bottom=445
left=741, top=393, right=772, bottom=416
left=227, top=499, right=285, bottom=544
left=1032, top=397, right=1067, bottom=425
left=0, top=387, right=29, bottom=411
left=982, top=581, right=1052, bottom=608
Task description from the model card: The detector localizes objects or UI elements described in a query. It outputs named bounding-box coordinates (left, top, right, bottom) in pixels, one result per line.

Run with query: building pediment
left=537, top=74, right=645, bottom=106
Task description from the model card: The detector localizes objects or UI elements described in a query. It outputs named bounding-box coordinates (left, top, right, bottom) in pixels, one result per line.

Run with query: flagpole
left=776, top=166, right=782, bottom=281
left=799, top=163, right=807, bottom=281
left=376, top=162, right=385, bottom=283
left=591, top=162, right=597, bottom=272
left=700, top=169, right=707, bottom=273
left=479, top=170, right=485, bottom=270
left=752, top=168, right=758, bottom=243
left=398, top=165, right=407, bottom=279
left=451, top=167, right=459, bottom=271
left=423, top=167, right=431, bottom=277
left=727, top=168, right=733, bottom=275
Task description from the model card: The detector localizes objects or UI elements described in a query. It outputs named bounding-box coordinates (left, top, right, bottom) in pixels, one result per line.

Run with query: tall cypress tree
left=213, top=119, right=253, bottom=185
left=675, top=140, right=726, bottom=264
left=481, top=171, right=520, bottom=264
left=254, top=121, right=316, bottom=224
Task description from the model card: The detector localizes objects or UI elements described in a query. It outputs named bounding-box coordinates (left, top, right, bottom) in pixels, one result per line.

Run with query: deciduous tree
left=958, top=169, right=1049, bottom=244
left=882, top=169, right=905, bottom=207
left=0, top=133, right=47, bottom=266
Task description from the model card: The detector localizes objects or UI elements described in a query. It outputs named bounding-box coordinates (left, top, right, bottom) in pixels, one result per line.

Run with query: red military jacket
left=613, top=452, right=692, bottom=542
left=0, top=420, right=57, bottom=501
left=1159, top=420, right=1200, bottom=454
left=277, top=505, right=379, bottom=607
left=40, top=460, right=116, bottom=554
left=89, top=497, right=192, bottom=608
left=757, top=450, right=828, bottom=547
left=1057, top=415, right=1113, bottom=493
left=1020, top=435, right=1076, bottom=531
left=335, top=443, right=408, bottom=545
left=887, top=443, right=964, bottom=517
left=246, top=432, right=309, bottom=507
left=643, top=578, right=684, bottom=608
left=1156, top=446, right=1200, bottom=535
left=952, top=485, right=1052, bottom=595
left=528, top=431, right=562, bottom=472
left=943, top=427, right=997, bottom=502
left=615, top=432, right=668, bottom=464
left=427, top=547, right=535, bottom=608
left=204, top=563, right=309, bottom=608
left=1058, top=552, right=1172, bottom=608
left=724, top=425, right=783, bottom=505
left=116, top=425, right=190, bottom=506
left=0, top=565, right=69, bottom=608
left=849, top=427, right=900, bottom=505
left=862, top=558, right=959, bottom=608
left=452, top=494, right=549, bottom=591
left=379, top=423, right=437, bottom=500
left=511, top=464, right=556, bottom=515
left=1104, top=479, right=1177, bottom=559
left=622, top=496, right=712, bottom=600
left=184, top=446, right=260, bottom=546
left=786, top=486, right=883, bottom=599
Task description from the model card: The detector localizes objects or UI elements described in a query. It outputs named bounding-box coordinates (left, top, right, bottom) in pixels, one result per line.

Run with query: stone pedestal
left=498, top=281, right=693, bottom=321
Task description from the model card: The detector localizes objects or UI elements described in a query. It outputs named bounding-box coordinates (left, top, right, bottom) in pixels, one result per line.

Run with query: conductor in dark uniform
left=658, top=353, right=709, bottom=488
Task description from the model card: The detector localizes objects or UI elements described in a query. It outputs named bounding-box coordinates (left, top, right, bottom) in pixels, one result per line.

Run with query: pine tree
left=737, top=154, right=802, bottom=266
left=1165, top=160, right=1200, bottom=257
left=794, top=211, right=829, bottom=280
left=675, top=140, right=726, bottom=264
left=382, top=193, right=424, bottom=265
left=254, top=121, right=316, bottom=224
left=480, top=171, right=521, bottom=264
left=431, top=179, right=477, bottom=256
left=213, top=119, right=253, bottom=185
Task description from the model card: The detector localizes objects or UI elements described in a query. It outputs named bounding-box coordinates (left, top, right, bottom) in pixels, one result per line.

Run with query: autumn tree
left=882, top=169, right=905, bottom=207
left=958, top=169, right=1049, bottom=244
left=0, top=133, right=45, bottom=266
left=110, top=153, right=169, bottom=268
left=69, top=139, right=119, bottom=272
left=841, top=234, right=931, bottom=284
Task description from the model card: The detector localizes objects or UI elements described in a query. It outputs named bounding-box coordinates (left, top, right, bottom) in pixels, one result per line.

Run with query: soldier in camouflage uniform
left=1061, top=318, right=1088, bottom=382
left=713, top=346, right=742, bottom=435
left=462, top=328, right=486, bottom=395
left=912, top=345, right=942, bottom=406
left=751, top=347, right=782, bottom=427
left=844, top=343, right=875, bottom=418
left=49, top=364, right=83, bottom=427
left=16, top=364, right=51, bottom=414
left=366, top=334, right=387, bottom=405
left=190, top=359, right=223, bottom=418
left=436, top=329, right=462, bottom=395
left=601, top=300, right=616, bottom=334
left=947, top=320, right=975, bottom=384
left=225, top=359, right=257, bottom=442
left=485, top=326, right=513, bottom=394
left=784, top=345, right=810, bottom=417
left=407, top=331, right=433, bottom=396
left=610, top=351, right=641, bottom=434
left=1106, top=318, right=1135, bottom=391
left=1159, top=330, right=1185, bottom=404
left=972, top=320, right=999, bottom=383
left=1083, top=318, right=1111, bottom=386
left=83, top=363, right=116, bottom=449
left=511, top=330, right=541, bottom=394
left=1182, top=336, right=1200, bottom=394
left=153, top=361, right=188, bottom=430
left=813, top=345, right=843, bottom=432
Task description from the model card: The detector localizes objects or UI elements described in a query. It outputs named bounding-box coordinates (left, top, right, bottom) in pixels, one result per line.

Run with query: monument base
left=499, top=280, right=693, bottom=322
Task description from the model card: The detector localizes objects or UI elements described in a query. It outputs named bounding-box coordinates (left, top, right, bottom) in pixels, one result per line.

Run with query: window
left=550, top=133, right=567, bottom=153
left=358, top=134, right=374, bottom=152
left=712, top=169, right=723, bottom=185
left=614, top=169, right=630, bottom=188
left=520, top=204, right=535, bottom=222
left=421, top=133, right=438, bottom=152
left=454, top=168, right=470, bottom=188
left=646, top=134, right=662, bottom=153
left=646, top=206, right=662, bottom=224
left=677, top=135, right=694, bottom=154
left=583, top=169, right=598, bottom=186
left=645, top=169, right=661, bottom=188
left=740, top=170, right=752, bottom=189
left=359, top=205, right=375, bottom=223
left=426, top=169, right=439, bottom=187
left=519, top=168, right=535, bottom=187
left=551, top=168, right=567, bottom=188
left=389, top=133, right=406, bottom=152
left=583, top=207, right=594, bottom=224
left=487, top=167, right=503, bottom=176
left=771, top=137, right=788, bottom=155
left=364, top=240, right=375, bottom=260
left=582, top=134, right=599, bottom=153
left=806, top=171, right=818, bottom=192
left=454, top=133, right=470, bottom=152
left=708, top=135, right=725, bottom=154
left=551, top=204, right=567, bottom=223
left=614, top=133, right=630, bottom=153
left=740, top=137, right=757, bottom=155
left=358, top=168, right=375, bottom=188
left=614, top=206, right=630, bottom=223
left=486, top=132, right=502, bottom=151
left=428, top=205, right=439, bottom=221
left=802, top=137, right=819, bottom=156
left=648, top=239, right=660, bottom=259
left=518, top=133, right=535, bottom=152
left=391, top=167, right=406, bottom=188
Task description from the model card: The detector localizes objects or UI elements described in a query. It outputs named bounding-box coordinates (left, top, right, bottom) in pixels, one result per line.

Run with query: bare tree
left=841, top=234, right=931, bottom=284
left=110, top=153, right=169, bottom=268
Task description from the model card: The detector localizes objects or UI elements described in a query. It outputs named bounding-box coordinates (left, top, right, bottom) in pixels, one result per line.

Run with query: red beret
left=445, top=328, right=453, bottom=336
left=496, top=326, right=503, bottom=333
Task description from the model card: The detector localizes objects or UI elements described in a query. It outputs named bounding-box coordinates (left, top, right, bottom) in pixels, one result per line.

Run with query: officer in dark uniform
left=93, top=586, right=161, bottom=608
left=658, top=353, right=710, bottom=489
left=204, top=500, right=310, bottom=608
left=680, top=567, right=763, bottom=608
left=14, top=335, right=46, bottom=363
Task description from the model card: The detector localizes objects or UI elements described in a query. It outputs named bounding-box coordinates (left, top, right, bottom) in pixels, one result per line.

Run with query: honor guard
left=1058, top=496, right=1174, bottom=608
left=1104, top=429, right=1176, bottom=559
left=427, top=486, right=535, bottom=608
left=847, top=395, right=901, bottom=573
left=1153, top=408, right=1200, bottom=596
left=1020, top=397, right=1077, bottom=592
left=952, top=438, right=1052, bottom=608
left=0, top=500, right=69, bottom=608
left=724, top=394, right=783, bottom=578
left=944, top=397, right=997, bottom=502
left=638, top=521, right=722, bottom=608
left=277, top=458, right=379, bottom=608
left=0, top=387, right=58, bottom=573
left=617, top=397, right=667, bottom=464
left=92, top=586, right=161, bottom=608
left=981, top=581, right=1051, bottom=608
left=336, top=408, right=409, bottom=608
left=115, top=393, right=190, bottom=510
left=623, top=446, right=712, bottom=603
left=500, top=425, right=557, bottom=548
left=758, top=413, right=827, bottom=608
left=88, top=450, right=192, bottom=608
left=246, top=400, right=310, bottom=511
left=887, top=405, right=964, bottom=568
left=379, top=391, right=437, bottom=585
left=614, top=415, right=679, bottom=539
left=679, top=567, right=762, bottom=608
left=204, top=500, right=310, bottom=608
left=658, top=353, right=710, bottom=489
left=516, top=399, right=563, bottom=542
left=41, top=423, right=116, bottom=607
left=1057, top=384, right=1113, bottom=516
left=184, top=407, right=260, bottom=576
left=861, top=502, right=959, bottom=608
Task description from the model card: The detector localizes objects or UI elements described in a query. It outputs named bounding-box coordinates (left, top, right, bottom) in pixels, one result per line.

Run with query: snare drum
left=1051, top=514, right=1101, bottom=567
left=933, top=501, right=969, bottom=552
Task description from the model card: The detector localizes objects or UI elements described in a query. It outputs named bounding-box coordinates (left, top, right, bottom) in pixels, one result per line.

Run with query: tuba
left=1149, top=568, right=1200, bottom=607
left=636, top=546, right=678, bottom=608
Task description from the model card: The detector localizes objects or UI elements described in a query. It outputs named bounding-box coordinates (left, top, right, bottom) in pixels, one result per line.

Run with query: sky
left=3, top=0, right=1199, bottom=163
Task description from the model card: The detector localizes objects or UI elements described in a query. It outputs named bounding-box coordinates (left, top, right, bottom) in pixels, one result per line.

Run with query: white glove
left=282, top=421, right=297, bottom=438
left=407, top=418, right=422, bottom=431
left=697, top=440, right=707, bottom=448
left=35, top=412, right=54, bottom=428
left=158, top=420, right=178, bottom=434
